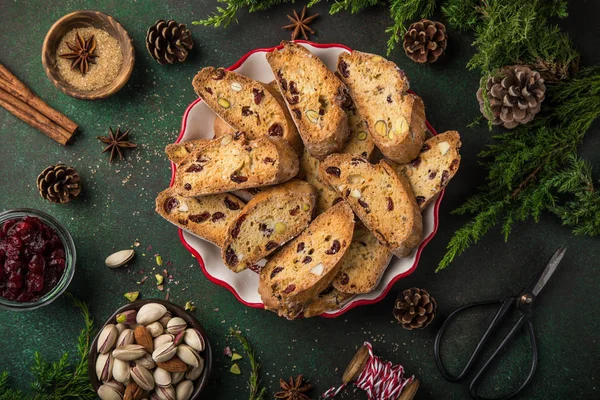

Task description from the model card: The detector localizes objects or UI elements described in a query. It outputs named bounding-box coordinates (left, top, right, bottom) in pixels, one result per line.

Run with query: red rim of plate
left=168, top=41, right=444, bottom=318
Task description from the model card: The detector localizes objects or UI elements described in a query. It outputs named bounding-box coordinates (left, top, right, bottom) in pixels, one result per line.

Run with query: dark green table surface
left=1, top=1, right=598, bottom=399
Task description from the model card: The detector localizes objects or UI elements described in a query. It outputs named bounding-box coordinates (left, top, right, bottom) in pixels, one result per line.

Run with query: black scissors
left=434, top=247, right=567, bottom=400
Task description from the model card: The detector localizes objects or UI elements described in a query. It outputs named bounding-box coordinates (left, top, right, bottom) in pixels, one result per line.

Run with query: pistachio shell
left=185, top=361, right=204, bottom=380
left=116, top=329, right=135, bottom=348
left=176, top=344, right=201, bottom=368
left=176, top=380, right=194, bottom=400
left=135, top=353, right=156, bottom=370
left=156, top=385, right=176, bottom=400
left=183, top=329, right=205, bottom=352
left=166, top=317, right=187, bottom=335
left=115, top=323, right=127, bottom=334
left=112, top=344, right=146, bottom=361
left=136, top=303, right=167, bottom=325
left=152, top=342, right=177, bottom=363
left=154, top=334, right=174, bottom=349
left=131, top=365, right=155, bottom=391
left=97, top=382, right=125, bottom=400
left=146, top=321, right=164, bottom=337
left=171, top=371, right=185, bottom=385
left=154, top=367, right=171, bottom=387
left=158, top=312, right=172, bottom=328
left=112, top=358, right=130, bottom=383
left=95, top=353, right=114, bottom=382
left=105, top=249, right=135, bottom=268
left=98, top=324, right=119, bottom=354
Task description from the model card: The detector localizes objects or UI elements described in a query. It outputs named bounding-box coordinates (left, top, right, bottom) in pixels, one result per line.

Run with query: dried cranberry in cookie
left=192, top=68, right=302, bottom=153
left=221, top=180, right=317, bottom=273
left=337, top=50, right=426, bottom=163
left=155, top=188, right=245, bottom=247
left=258, top=202, right=355, bottom=319
left=266, top=41, right=349, bottom=160
left=398, top=130, right=462, bottom=210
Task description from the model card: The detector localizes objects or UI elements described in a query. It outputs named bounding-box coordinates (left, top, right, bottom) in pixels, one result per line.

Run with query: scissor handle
left=434, top=298, right=512, bottom=382
left=469, top=316, right=537, bottom=400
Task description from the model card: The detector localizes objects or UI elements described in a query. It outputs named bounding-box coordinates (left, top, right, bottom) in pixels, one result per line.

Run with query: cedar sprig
left=229, top=328, right=268, bottom=400
left=438, top=67, right=600, bottom=270
left=0, top=294, right=95, bottom=400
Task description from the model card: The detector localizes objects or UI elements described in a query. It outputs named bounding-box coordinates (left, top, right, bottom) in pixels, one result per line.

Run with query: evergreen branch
left=229, top=328, right=267, bottom=400
left=0, top=295, right=95, bottom=400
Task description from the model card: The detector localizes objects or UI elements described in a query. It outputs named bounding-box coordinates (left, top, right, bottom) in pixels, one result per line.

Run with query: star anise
left=59, top=32, right=98, bottom=75
left=275, top=374, right=312, bottom=400
left=96, top=127, right=137, bottom=163
left=283, top=6, right=318, bottom=41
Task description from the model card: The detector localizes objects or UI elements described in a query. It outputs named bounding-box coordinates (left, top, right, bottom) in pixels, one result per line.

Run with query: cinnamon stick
left=0, top=63, right=77, bottom=143
left=0, top=88, right=71, bottom=145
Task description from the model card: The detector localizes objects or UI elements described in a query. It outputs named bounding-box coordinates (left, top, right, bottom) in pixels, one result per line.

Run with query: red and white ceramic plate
left=169, top=41, right=442, bottom=318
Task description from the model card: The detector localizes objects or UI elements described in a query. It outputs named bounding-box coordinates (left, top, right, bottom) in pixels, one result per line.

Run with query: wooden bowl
left=88, top=299, right=213, bottom=398
left=42, top=10, right=135, bottom=100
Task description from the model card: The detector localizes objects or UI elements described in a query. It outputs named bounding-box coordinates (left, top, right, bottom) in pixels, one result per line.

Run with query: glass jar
left=0, top=208, right=76, bottom=311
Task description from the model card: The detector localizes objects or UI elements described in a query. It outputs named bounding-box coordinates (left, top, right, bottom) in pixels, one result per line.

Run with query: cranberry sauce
left=0, top=216, right=66, bottom=302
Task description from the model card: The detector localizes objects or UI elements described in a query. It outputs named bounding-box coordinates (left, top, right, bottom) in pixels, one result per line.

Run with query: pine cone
left=37, top=164, right=81, bottom=204
left=393, top=288, right=437, bottom=330
left=403, top=19, right=447, bottom=64
left=146, top=20, right=193, bottom=65
left=476, top=65, right=546, bottom=129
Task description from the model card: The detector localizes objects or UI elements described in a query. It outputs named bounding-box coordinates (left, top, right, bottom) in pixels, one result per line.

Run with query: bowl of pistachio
left=88, top=299, right=212, bottom=400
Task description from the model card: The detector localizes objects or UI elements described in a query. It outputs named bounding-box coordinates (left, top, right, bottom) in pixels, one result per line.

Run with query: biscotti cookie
left=221, top=180, right=317, bottom=273
left=155, top=188, right=245, bottom=247
left=333, top=224, right=392, bottom=294
left=266, top=41, right=349, bottom=160
left=172, top=133, right=299, bottom=196
left=399, top=131, right=462, bottom=209
left=320, top=154, right=423, bottom=258
left=337, top=51, right=426, bottom=163
left=301, top=286, right=354, bottom=318
left=258, top=202, right=355, bottom=319
left=192, top=67, right=303, bottom=153
left=298, top=149, right=340, bottom=215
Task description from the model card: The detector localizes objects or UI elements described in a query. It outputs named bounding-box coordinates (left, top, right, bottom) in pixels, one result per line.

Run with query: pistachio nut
left=176, top=380, right=194, bottom=400
left=131, top=364, right=155, bottom=391
left=171, top=371, right=185, bottom=385
left=115, top=323, right=127, bottom=335
left=176, top=344, right=202, bottom=368
left=112, top=358, right=130, bottom=383
left=146, top=321, right=164, bottom=338
left=116, top=329, right=135, bottom=348
left=96, top=353, right=114, bottom=382
left=116, top=310, right=137, bottom=325
left=135, top=353, right=156, bottom=370
left=156, top=385, right=176, bottom=400
left=185, top=359, right=204, bottom=380
left=166, top=317, right=187, bottom=335
left=183, top=329, right=205, bottom=352
left=154, top=367, right=171, bottom=387
left=374, top=120, right=388, bottom=136
left=97, top=381, right=125, bottom=400
left=112, top=344, right=147, bottom=361
left=98, top=324, right=119, bottom=354
left=158, top=312, right=172, bottom=328
left=152, top=342, right=177, bottom=363
left=173, top=331, right=185, bottom=346
left=136, top=303, right=167, bottom=325
left=154, top=334, right=174, bottom=349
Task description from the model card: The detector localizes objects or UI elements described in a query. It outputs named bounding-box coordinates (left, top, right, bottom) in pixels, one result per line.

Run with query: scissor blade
left=531, top=247, right=566, bottom=297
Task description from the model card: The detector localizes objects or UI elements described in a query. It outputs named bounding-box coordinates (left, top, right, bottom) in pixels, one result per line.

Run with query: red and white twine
left=323, top=342, right=413, bottom=400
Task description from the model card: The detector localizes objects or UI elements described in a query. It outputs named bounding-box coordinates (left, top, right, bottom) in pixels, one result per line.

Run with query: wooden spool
left=342, top=345, right=420, bottom=400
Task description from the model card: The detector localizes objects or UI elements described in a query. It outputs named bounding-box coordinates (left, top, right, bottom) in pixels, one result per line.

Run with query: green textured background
left=0, top=1, right=598, bottom=399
